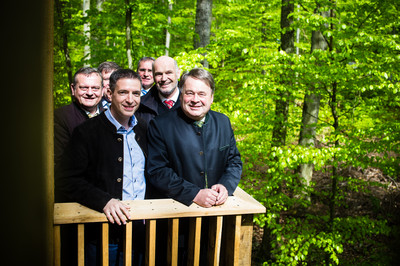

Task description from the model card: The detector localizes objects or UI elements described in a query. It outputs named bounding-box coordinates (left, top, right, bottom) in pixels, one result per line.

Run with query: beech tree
left=194, top=0, right=212, bottom=67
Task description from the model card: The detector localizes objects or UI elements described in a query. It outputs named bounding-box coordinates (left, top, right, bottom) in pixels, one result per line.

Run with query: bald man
left=135, top=56, right=181, bottom=125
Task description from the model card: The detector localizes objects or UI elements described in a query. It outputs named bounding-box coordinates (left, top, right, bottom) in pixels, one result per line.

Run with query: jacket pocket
left=219, top=145, right=229, bottom=151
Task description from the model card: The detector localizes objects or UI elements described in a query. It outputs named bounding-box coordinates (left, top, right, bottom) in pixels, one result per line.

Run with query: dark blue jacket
left=146, top=107, right=242, bottom=206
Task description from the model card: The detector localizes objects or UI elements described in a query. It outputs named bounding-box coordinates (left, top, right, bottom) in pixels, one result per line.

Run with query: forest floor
left=250, top=166, right=400, bottom=265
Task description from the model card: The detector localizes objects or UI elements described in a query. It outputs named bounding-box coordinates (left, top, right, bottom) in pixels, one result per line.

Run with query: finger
left=105, top=211, right=115, bottom=224
left=117, top=213, right=127, bottom=225
left=120, top=203, right=132, bottom=220
left=112, top=211, right=122, bottom=226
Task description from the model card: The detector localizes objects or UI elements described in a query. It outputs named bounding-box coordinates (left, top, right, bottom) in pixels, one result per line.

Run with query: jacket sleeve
left=146, top=119, right=201, bottom=206
left=55, top=125, right=112, bottom=212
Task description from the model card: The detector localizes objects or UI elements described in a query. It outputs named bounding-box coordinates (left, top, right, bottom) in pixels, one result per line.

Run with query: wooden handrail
left=53, top=187, right=265, bottom=266
left=54, top=187, right=265, bottom=225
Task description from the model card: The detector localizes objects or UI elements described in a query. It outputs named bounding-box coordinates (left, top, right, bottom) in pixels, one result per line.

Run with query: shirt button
left=196, top=132, right=201, bottom=136
left=118, top=157, right=123, bottom=162
left=117, top=178, right=122, bottom=183
left=200, top=171, right=204, bottom=176
left=117, top=137, right=122, bottom=142
left=199, top=151, right=203, bottom=156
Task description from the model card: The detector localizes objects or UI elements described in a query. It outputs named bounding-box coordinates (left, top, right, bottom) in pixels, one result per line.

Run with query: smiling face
left=153, top=56, right=180, bottom=98
left=108, top=78, right=141, bottom=128
left=137, top=60, right=154, bottom=90
left=71, top=72, right=103, bottom=114
left=180, top=76, right=214, bottom=121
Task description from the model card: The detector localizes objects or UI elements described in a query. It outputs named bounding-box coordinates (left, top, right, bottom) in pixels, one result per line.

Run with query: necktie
left=164, top=99, right=174, bottom=109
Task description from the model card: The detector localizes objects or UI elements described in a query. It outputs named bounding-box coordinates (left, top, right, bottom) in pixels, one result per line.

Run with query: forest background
left=54, top=0, right=400, bottom=264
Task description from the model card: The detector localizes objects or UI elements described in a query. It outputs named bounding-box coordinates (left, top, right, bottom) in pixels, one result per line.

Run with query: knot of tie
left=164, top=100, right=174, bottom=109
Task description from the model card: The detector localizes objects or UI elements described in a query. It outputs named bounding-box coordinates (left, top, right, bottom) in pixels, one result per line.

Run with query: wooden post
left=102, top=223, right=109, bottom=266
left=146, top=220, right=156, bottom=266
left=124, top=222, right=133, bottom=266
left=222, top=215, right=241, bottom=266
left=77, top=224, right=85, bottom=266
left=187, top=217, right=202, bottom=266
left=54, top=225, right=61, bottom=266
left=168, top=218, right=179, bottom=266
left=239, top=215, right=254, bottom=265
left=207, top=216, right=223, bottom=266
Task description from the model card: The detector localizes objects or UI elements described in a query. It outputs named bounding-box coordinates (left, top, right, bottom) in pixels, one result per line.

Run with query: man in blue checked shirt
left=56, top=69, right=149, bottom=266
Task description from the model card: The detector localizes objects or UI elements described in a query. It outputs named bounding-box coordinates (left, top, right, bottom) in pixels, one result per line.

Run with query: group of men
left=54, top=55, right=243, bottom=265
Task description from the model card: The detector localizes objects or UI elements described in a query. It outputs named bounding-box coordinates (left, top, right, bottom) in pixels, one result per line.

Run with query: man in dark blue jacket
left=146, top=68, right=242, bottom=207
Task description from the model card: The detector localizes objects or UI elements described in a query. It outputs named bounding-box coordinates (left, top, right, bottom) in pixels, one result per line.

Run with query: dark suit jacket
left=54, top=102, right=90, bottom=165
left=55, top=112, right=148, bottom=212
left=146, top=107, right=242, bottom=206
left=135, top=85, right=181, bottom=125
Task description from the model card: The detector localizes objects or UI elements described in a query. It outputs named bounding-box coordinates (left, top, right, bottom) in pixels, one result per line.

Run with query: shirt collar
left=104, top=109, right=137, bottom=131
left=85, top=106, right=100, bottom=118
left=158, top=88, right=180, bottom=104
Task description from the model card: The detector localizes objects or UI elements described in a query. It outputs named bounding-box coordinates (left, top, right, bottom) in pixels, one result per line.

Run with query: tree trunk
left=55, top=0, right=73, bottom=85
left=258, top=0, right=295, bottom=262
left=298, top=9, right=329, bottom=188
left=125, top=0, right=133, bottom=68
left=165, top=2, right=173, bottom=56
left=271, top=0, right=294, bottom=147
left=194, top=0, right=212, bottom=68
left=83, top=0, right=91, bottom=65
left=96, top=0, right=105, bottom=11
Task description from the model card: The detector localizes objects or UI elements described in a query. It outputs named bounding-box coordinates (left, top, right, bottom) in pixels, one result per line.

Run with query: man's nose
left=126, top=93, right=133, bottom=102
left=192, top=93, right=199, bottom=102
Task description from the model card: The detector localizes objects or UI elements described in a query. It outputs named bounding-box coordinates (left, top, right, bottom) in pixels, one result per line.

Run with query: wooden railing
left=53, top=187, right=266, bottom=266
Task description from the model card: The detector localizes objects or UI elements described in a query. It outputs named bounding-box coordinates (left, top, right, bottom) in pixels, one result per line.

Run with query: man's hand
left=193, top=189, right=219, bottom=208
left=211, top=184, right=228, bottom=205
left=103, top=198, right=131, bottom=225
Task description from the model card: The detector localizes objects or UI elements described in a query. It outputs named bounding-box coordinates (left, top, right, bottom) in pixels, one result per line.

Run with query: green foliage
left=54, top=0, right=400, bottom=264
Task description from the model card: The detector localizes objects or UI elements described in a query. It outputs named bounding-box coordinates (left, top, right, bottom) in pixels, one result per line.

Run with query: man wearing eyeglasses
left=54, top=67, right=104, bottom=165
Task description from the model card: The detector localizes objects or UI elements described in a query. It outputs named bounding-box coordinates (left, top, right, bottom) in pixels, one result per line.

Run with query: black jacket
left=55, top=112, right=148, bottom=212
left=146, top=107, right=242, bottom=206
left=135, top=85, right=181, bottom=125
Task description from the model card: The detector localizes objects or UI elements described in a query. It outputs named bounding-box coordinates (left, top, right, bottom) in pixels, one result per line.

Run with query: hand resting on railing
left=103, top=198, right=131, bottom=225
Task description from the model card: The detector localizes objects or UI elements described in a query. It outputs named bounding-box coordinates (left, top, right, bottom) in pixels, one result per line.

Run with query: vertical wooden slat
left=187, top=217, right=202, bottom=266
left=238, top=215, right=254, bottom=266
left=77, top=224, right=85, bottom=266
left=223, top=215, right=241, bottom=266
left=102, top=223, right=109, bottom=266
left=54, top=225, right=61, bottom=266
left=146, top=219, right=156, bottom=266
left=124, top=221, right=133, bottom=266
left=167, top=218, right=179, bottom=266
left=207, top=216, right=223, bottom=266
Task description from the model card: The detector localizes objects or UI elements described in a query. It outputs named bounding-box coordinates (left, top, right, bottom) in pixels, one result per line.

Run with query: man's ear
left=70, top=84, right=75, bottom=96
left=106, top=88, right=112, bottom=102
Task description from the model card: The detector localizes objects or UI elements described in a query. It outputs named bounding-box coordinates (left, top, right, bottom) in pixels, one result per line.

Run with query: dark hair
left=109, top=69, right=142, bottom=92
left=179, top=68, right=215, bottom=93
left=136, top=56, right=155, bottom=71
left=98, top=61, right=121, bottom=74
left=72, top=67, right=102, bottom=87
